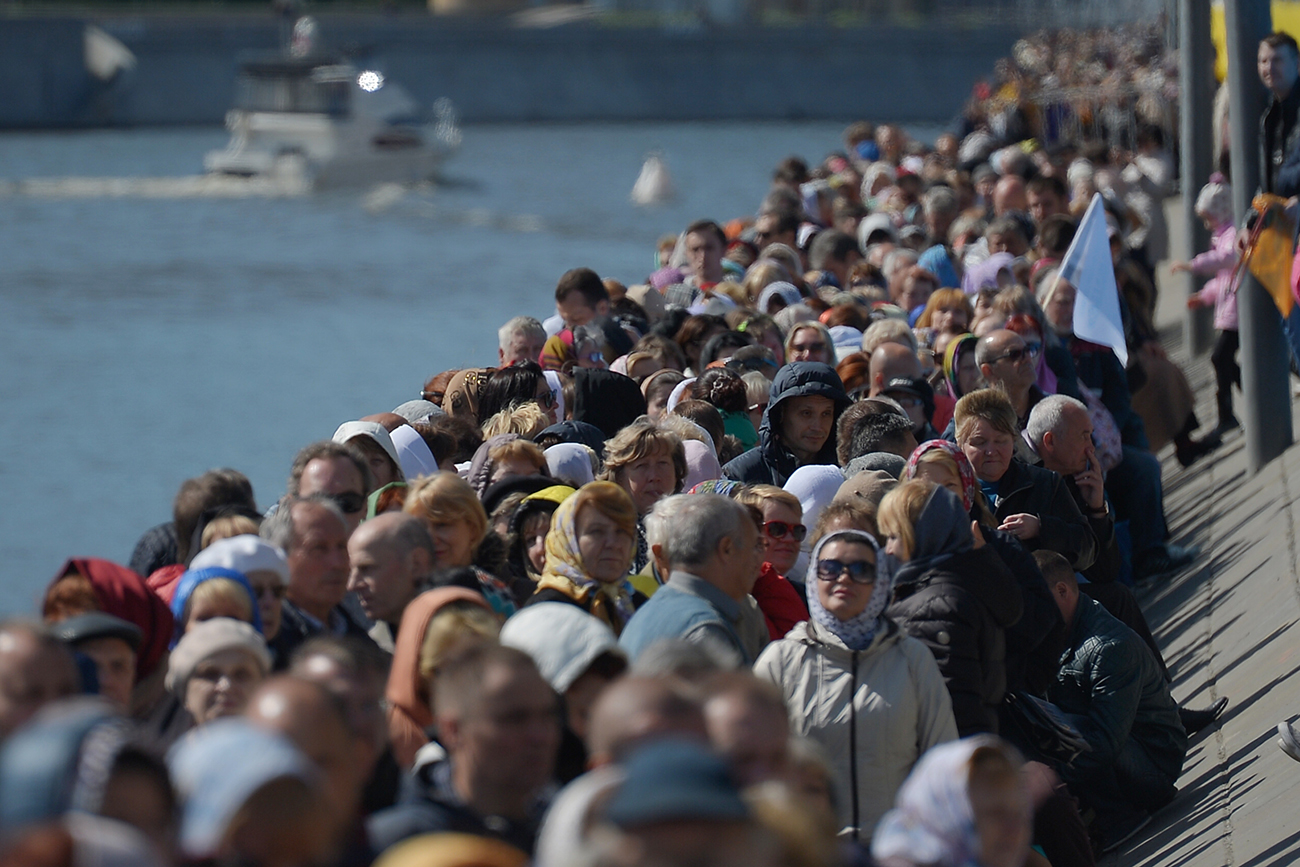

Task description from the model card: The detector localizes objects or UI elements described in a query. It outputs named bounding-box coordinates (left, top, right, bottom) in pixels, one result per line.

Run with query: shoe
left=1214, top=417, right=1241, bottom=436
left=1278, top=720, right=1300, bottom=762
left=1176, top=434, right=1220, bottom=468
left=1099, top=812, right=1153, bottom=853
left=1180, top=697, right=1228, bottom=734
left=1135, top=544, right=1199, bottom=581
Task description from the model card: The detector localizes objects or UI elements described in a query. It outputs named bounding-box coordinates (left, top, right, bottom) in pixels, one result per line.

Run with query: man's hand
left=1073, top=446, right=1106, bottom=513
left=998, top=513, right=1041, bottom=540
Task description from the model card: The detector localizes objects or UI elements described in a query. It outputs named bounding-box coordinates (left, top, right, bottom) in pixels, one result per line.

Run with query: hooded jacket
left=882, top=488, right=1024, bottom=739
left=754, top=618, right=957, bottom=842
left=722, top=362, right=851, bottom=487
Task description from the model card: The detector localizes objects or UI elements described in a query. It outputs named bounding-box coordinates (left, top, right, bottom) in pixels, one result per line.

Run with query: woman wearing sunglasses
left=754, top=528, right=958, bottom=844
left=735, top=485, right=809, bottom=640
left=879, top=479, right=1023, bottom=738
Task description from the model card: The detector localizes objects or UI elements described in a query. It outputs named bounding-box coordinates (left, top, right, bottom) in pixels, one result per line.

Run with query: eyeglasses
left=535, top=390, right=557, bottom=409
left=791, top=342, right=826, bottom=354
left=815, top=558, right=876, bottom=584
left=1022, top=341, right=1043, bottom=357
left=763, top=520, right=807, bottom=541
left=327, top=492, right=367, bottom=514
left=990, top=347, right=1033, bottom=365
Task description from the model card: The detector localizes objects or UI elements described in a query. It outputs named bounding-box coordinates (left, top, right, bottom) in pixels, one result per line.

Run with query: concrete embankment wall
left=1, top=13, right=1021, bottom=127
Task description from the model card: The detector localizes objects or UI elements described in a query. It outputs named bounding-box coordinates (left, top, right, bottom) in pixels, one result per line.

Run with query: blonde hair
left=418, top=603, right=500, bottom=682
left=742, top=371, right=771, bottom=409
left=784, top=322, right=834, bottom=360
left=488, top=438, right=547, bottom=473
left=200, top=515, right=261, bottom=552
left=404, top=473, right=488, bottom=547
left=992, top=285, right=1047, bottom=322
left=809, top=499, right=878, bottom=546
left=482, top=402, right=550, bottom=440
left=712, top=280, right=749, bottom=306
left=861, top=318, right=918, bottom=355
left=743, top=261, right=793, bottom=304
left=736, top=484, right=801, bottom=516
left=876, top=478, right=937, bottom=561
left=953, top=387, right=1019, bottom=444
left=186, top=578, right=254, bottom=625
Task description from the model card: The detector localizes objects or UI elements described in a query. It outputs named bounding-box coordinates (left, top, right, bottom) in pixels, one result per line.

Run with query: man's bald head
left=346, top=512, right=434, bottom=624
left=868, top=343, right=922, bottom=396
left=246, top=676, right=365, bottom=831
left=975, top=330, right=1024, bottom=366
left=976, top=330, right=1035, bottom=396
left=993, top=175, right=1028, bottom=216
left=586, top=676, right=707, bottom=768
left=0, top=622, right=79, bottom=740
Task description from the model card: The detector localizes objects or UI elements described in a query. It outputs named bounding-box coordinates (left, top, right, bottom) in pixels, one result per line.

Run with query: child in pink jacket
left=1172, top=174, right=1239, bottom=434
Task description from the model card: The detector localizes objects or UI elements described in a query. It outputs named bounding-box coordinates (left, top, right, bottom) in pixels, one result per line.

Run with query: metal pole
left=1179, top=0, right=1215, bottom=355
left=1224, top=0, right=1294, bottom=472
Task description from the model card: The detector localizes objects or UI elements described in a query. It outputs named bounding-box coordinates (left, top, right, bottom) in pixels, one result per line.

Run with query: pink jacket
left=1191, top=222, right=1239, bottom=331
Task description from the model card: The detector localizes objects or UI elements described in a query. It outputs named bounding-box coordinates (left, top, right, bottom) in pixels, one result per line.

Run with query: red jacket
left=752, top=562, right=809, bottom=641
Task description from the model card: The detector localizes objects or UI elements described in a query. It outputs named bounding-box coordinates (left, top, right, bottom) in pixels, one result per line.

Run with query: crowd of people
left=2, top=33, right=1254, bottom=867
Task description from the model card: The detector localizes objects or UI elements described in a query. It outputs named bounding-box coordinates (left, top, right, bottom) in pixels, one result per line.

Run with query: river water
left=0, top=120, right=934, bottom=614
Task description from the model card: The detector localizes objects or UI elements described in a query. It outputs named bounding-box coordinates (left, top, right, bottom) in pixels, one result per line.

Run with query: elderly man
left=368, top=644, right=560, bottom=855
left=287, top=441, right=372, bottom=534
left=620, top=495, right=766, bottom=667
left=585, top=675, right=708, bottom=768
left=1036, top=550, right=1186, bottom=854
left=0, top=622, right=79, bottom=739
left=992, top=174, right=1028, bottom=217
left=498, top=316, right=547, bottom=367
left=346, top=513, right=436, bottom=652
left=263, top=495, right=373, bottom=664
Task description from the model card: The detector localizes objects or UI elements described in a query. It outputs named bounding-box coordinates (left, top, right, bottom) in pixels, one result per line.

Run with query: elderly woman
left=600, top=418, right=687, bottom=583
left=165, top=617, right=271, bottom=727
left=755, top=528, right=957, bottom=843
left=879, top=480, right=1023, bottom=737
left=529, top=481, right=642, bottom=635
left=403, top=473, right=517, bottom=617
left=953, top=389, right=1097, bottom=571
left=872, top=736, right=1031, bottom=867
left=189, top=535, right=288, bottom=643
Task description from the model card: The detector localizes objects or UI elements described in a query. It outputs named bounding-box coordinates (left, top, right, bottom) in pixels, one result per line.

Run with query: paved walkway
left=1102, top=203, right=1300, bottom=866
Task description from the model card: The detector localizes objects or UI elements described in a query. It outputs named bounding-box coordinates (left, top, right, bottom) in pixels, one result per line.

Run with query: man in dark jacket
left=1036, top=551, right=1186, bottom=854
left=722, top=362, right=850, bottom=486
left=367, top=644, right=559, bottom=855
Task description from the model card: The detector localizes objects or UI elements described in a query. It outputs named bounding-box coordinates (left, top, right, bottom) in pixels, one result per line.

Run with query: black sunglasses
left=991, top=347, right=1032, bottom=365
left=327, top=492, right=367, bottom=515
left=815, top=558, right=876, bottom=584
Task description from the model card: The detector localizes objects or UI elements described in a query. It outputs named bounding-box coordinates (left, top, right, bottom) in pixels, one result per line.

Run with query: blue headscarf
left=169, top=566, right=262, bottom=647
left=805, top=529, right=893, bottom=651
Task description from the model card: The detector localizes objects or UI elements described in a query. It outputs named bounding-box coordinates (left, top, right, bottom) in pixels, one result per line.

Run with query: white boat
left=205, top=19, right=460, bottom=190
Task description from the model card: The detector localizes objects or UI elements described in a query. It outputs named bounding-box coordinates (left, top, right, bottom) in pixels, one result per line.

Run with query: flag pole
left=1179, top=0, right=1215, bottom=356
left=1224, top=0, right=1293, bottom=472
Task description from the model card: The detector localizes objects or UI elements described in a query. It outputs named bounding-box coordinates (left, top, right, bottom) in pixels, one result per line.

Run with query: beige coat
left=753, top=618, right=958, bottom=842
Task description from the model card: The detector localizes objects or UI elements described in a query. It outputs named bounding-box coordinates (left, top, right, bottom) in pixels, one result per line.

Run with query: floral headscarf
left=535, top=482, right=638, bottom=631
left=903, top=440, right=977, bottom=512
left=804, top=529, right=893, bottom=652
left=872, top=736, right=1026, bottom=867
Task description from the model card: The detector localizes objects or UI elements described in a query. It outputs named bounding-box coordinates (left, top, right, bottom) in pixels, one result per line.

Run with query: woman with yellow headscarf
left=528, top=481, right=642, bottom=634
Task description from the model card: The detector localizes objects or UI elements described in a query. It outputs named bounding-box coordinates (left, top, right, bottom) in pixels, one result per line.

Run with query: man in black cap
left=52, top=612, right=141, bottom=711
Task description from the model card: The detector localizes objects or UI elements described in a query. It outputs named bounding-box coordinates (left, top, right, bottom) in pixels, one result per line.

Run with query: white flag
left=1056, top=193, right=1128, bottom=367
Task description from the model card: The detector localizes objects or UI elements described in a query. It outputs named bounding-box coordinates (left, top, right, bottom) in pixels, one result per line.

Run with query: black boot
left=1180, top=697, right=1229, bottom=734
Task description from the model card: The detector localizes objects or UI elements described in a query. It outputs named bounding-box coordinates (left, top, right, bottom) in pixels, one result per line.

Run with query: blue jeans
left=1104, top=446, right=1169, bottom=558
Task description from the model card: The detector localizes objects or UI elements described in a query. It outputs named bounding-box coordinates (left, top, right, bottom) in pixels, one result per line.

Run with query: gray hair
left=861, top=318, right=918, bottom=355
left=881, top=248, right=919, bottom=286
left=646, top=493, right=746, bottom=569
left=497, top=316, right=545, bottom=353
left=922, top=185, right=960, bottom=218
left=1026, top=394, right=1089, bottom=448
left=629, top=637, right=730, bottom=680
left=260, top=494, right=346, bottom=554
